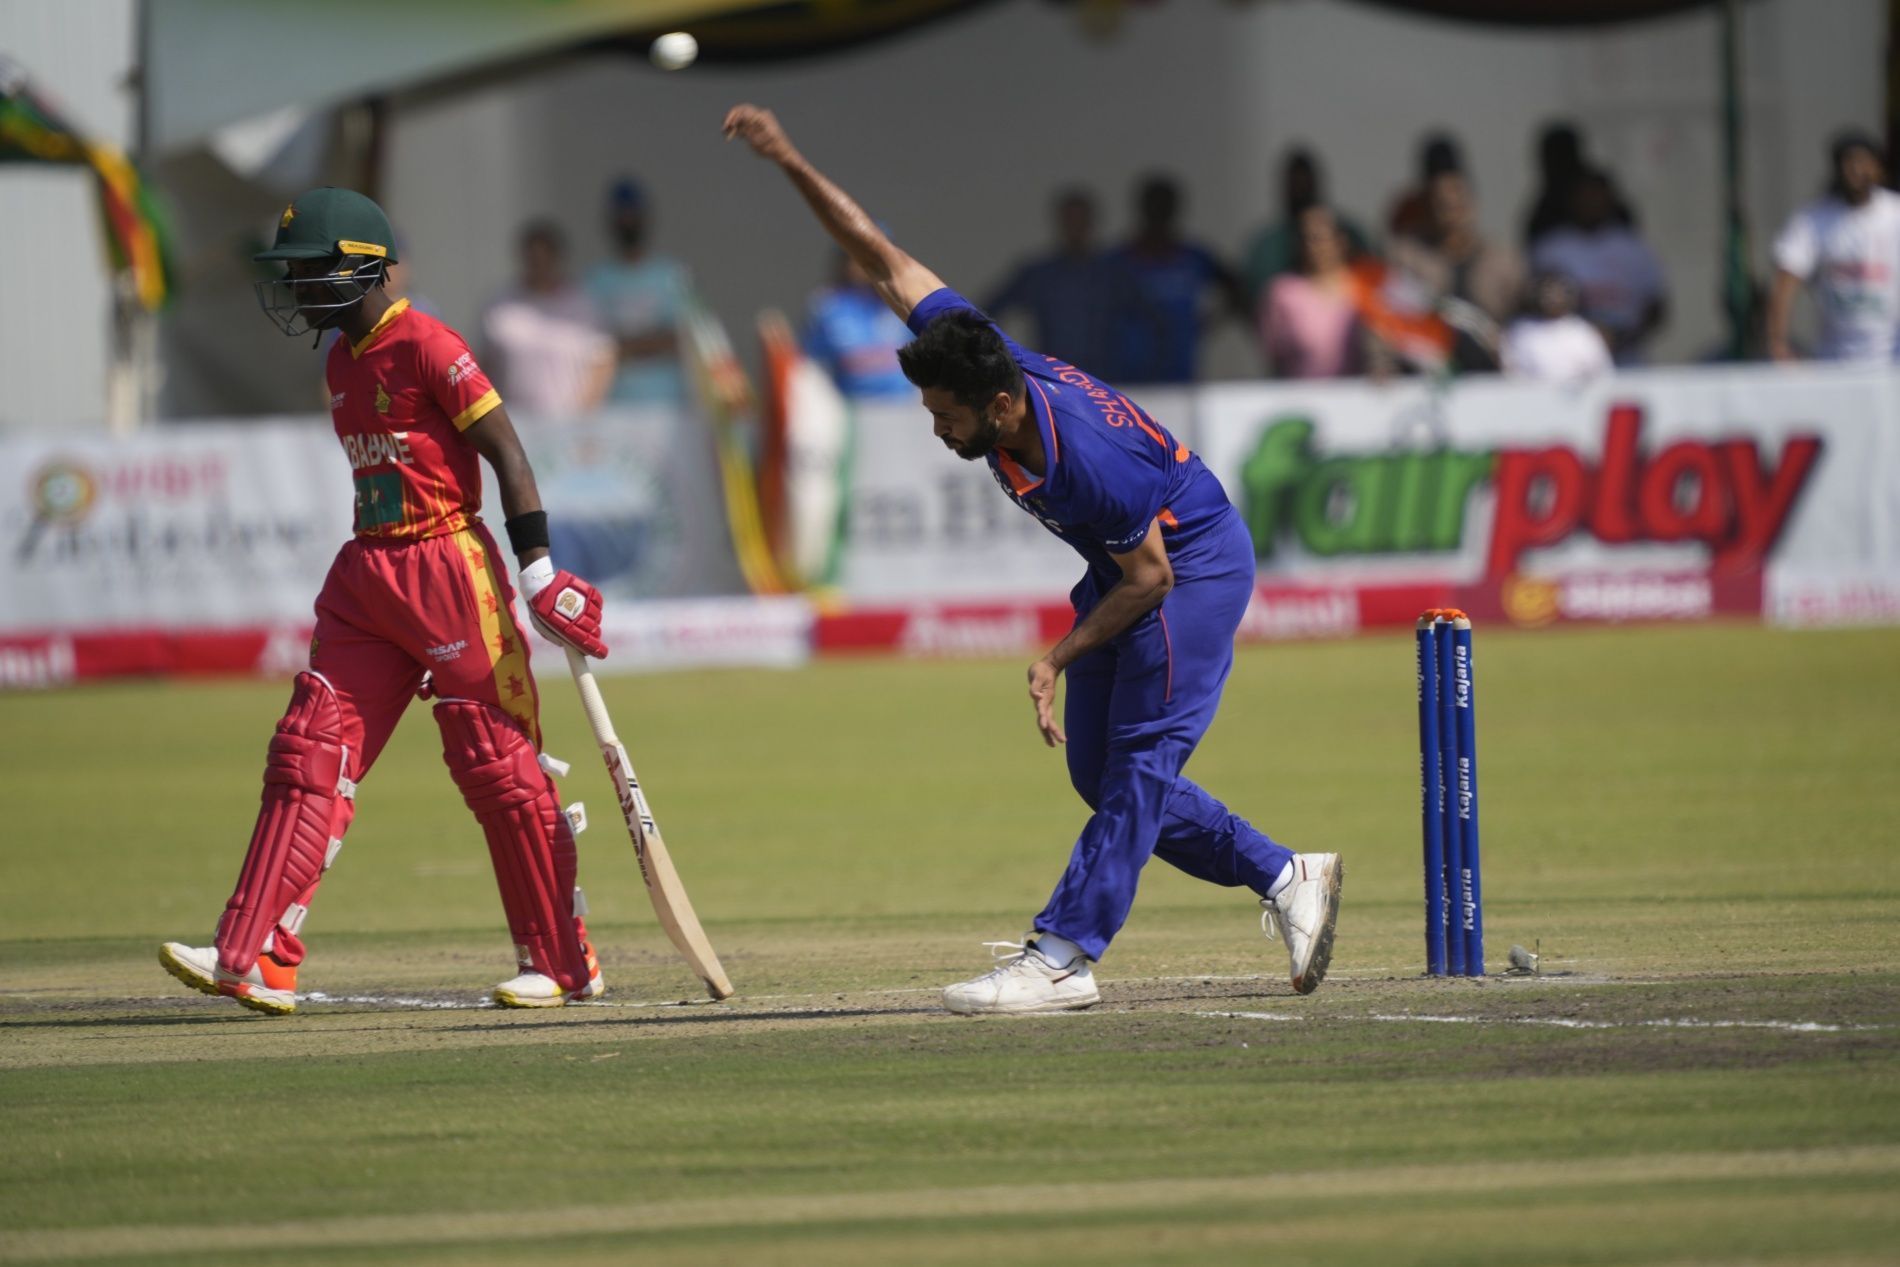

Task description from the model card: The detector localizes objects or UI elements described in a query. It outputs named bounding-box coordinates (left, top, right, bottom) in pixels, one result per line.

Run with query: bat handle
left=564, top=647, right=620, bottom=747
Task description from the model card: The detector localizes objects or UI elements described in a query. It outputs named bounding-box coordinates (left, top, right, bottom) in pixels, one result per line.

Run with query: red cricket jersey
left=324, top=299, right=502, bottom=540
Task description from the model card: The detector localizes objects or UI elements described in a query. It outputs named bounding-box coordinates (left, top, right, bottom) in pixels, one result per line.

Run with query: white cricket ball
left=650, top=32, right=698, bottom=72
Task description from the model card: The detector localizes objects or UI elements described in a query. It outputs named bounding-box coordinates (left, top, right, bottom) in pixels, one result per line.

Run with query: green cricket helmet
left=254, top=187, right=400, bottom=337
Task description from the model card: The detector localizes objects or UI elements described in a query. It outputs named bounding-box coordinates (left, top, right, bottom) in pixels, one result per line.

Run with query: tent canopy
left=147, top=0, right=1728, bottom=155
left=1346, top=0, right=1712, bottom=24
left=146, top=0, right=762, bottom=154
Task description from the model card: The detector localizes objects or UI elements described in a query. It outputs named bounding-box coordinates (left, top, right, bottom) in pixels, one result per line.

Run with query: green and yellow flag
left=0, top=55, right=175, bottom=310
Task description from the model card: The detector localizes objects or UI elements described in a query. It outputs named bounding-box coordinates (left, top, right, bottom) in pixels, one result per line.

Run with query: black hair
left=1283, top=147, right=1323, bottom=216
left=1829, top=128, right=1885, bottom=197
left=1137, top=173, right=1181, bottom=220
left=1538, top=121, right=1584, bottom=174
left=1420, top=131, right=1463, bottom=179
left=1831, top=128, right=1883, bottom=168
left=897, top=310, right=1024, bottom=412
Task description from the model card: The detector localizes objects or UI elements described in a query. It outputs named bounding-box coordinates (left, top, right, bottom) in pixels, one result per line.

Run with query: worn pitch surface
left=3, top=625, right=1897, bottom=1265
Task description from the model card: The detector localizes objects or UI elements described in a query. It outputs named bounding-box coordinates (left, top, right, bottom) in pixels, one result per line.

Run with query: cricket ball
left=650, top=32, right=698, bottom=72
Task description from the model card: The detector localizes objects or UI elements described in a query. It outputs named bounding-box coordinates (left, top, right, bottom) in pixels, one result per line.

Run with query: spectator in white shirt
left=1766, top=130, right=1900, bottom=364
left=1502, top=271, right=1613, bottom=386
left=480, top=220, right=614, bottom=418
left=1530, top=169, right=1667, bottom=365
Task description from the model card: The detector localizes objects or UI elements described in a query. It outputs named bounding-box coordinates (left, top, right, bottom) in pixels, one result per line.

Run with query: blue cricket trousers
left=1035, top=513, right=1294, bottom=961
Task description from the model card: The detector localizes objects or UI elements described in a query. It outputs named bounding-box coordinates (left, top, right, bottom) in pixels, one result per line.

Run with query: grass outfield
left=2, top=622, right=1897, bottom=1265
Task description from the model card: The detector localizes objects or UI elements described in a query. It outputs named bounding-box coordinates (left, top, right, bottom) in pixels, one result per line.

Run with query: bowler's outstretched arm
left=724, top=103, right=945, bottom=322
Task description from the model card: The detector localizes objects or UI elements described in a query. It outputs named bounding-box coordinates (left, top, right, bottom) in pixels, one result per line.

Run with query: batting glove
left=518, top=557, right=609, bottom=660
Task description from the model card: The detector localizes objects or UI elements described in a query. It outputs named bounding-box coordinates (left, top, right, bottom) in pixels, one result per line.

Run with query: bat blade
left=601, top=739, right=733, bottom=1000
left=566, top=648, right=733, bottom=1001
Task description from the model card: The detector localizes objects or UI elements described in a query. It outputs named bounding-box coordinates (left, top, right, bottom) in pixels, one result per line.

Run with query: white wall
left=0, top=0, right=136, bottom=431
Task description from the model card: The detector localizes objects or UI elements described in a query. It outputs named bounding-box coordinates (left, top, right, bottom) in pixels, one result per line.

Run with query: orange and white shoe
left=578, top=939, right=605, bottom=1000
left=159, top=942, right=298, bottom=1015
left=492, top=942, right=605, bottom=1009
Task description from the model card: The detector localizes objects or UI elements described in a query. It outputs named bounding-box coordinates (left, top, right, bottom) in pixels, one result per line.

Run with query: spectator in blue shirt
left=804, top=250, right=915, bottom=397
left=1110, top=175, right=1246, bottom=383
left=985, top=188, right=1150, bottom=382
left=585, top=177, right=692, bottom=407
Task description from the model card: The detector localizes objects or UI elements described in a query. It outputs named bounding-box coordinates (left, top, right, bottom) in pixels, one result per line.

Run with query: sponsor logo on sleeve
left=447, top=352, right=479, bottom=386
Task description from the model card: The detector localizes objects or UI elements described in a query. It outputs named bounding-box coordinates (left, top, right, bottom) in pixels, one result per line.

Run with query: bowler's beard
left=952, top=412, right=1003, bottom=461
left=614, top=226, right=646, bottom=251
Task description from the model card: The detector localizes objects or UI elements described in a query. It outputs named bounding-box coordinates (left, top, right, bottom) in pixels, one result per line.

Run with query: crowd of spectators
left=1216, top=121, right=1666, bottom=386
left=474, top=121, right=1899, bottom=410
left=986, top=120, right=1896, bottom=392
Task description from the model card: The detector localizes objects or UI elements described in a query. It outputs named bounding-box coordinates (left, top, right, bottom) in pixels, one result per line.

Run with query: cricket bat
left=564, top=647, right=734, bottom=1000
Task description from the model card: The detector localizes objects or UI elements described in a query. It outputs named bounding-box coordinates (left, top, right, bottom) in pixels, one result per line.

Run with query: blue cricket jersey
left=906, top=288, right=1243, bottom=601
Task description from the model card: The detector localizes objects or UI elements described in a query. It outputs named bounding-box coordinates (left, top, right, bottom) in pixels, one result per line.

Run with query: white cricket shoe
left=1261, top=852, right=1344, bottom=995
left=492, top=972, right=570, bottom=1008
left=942, top=939, right=1100, bottom=1016
left=492, top=947, right=605, bottom=1009
left=159, top=941, right=298, bottom=1016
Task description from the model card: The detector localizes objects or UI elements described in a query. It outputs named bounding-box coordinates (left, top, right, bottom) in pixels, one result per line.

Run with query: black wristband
left=504, top=510, right=550, bottom=558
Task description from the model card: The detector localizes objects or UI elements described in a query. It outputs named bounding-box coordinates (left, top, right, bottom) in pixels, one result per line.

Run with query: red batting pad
left=216, top=673, right=352, bottom=978
left=434, top=699, right=590, bottom=992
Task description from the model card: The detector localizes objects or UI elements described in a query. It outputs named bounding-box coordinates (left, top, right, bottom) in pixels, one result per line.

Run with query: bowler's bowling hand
left=1028, top=657, right=1066, bottom=748
left=723, top=104, right=797, bottom=163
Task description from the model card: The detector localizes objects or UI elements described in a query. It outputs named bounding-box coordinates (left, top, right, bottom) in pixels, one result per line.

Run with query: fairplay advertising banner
left=823, top=365, right=1899, bottom=652
left=1194, top=365, right=1900, bottom=629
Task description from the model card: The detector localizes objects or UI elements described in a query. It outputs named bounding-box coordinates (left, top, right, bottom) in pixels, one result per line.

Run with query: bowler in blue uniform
left=726, top=103, right=1343, bottom=1014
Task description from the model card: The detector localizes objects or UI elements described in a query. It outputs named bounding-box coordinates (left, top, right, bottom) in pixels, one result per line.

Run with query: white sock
left=1032, top=932, right=1085, bottom=967
left=1265, top=860, right=1296, bottom=901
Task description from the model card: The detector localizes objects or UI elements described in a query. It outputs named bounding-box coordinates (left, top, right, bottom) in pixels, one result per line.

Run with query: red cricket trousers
left=310, top=523, right=545, bottom=772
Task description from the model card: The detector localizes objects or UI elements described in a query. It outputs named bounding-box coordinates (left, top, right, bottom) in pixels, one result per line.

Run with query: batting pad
left=434, top=699, right=590, bottom=992
left=216, top=672, right=353, bottom=978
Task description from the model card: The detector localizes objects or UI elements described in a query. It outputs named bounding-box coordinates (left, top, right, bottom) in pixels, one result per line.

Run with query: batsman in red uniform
left=160, top=187, right=610, bottom=1013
